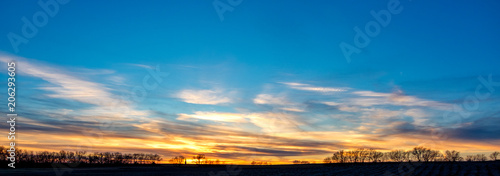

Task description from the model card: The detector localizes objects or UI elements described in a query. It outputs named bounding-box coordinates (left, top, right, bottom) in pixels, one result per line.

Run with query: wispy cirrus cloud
left=350, top=90, right=451, bottom=109
left=0, top=55, right=118, bottom=106
left=0, top=54, right=153, bottom=123
left=107, top=75, right=126, bottom=85
left=253, top=94, right=306, bottom=112
left=247, top=112, right=304, bottom=133
left=281, top=82, right=347, bottom=94
left=177, top=111, right=247, bottom=123
left=319, top=89, right=452, bottom=111
left=175, top=89, right=233, bottom=105
left=253, top=94, right=288, bottom=105
left=127, top=63, right=154, bottom=69
left=314, top=88, right=454, bottom=131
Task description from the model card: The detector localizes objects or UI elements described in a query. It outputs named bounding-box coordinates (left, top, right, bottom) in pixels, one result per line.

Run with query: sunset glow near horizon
left=1, top=1, right=500, bottom=164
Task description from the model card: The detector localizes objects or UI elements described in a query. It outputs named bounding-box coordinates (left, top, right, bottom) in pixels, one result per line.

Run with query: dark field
left=1, top=161, right=499, bottom=176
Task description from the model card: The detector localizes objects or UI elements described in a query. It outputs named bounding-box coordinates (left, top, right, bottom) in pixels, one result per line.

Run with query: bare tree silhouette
left=357, top=148, right=369, bottom=163
left=367, top=149, right=383, bottom=162
left=193, top=154, right=205, bottom=165
left=323, top=157, right=332, bottom=164
left=490, top=151, right=499, bottom=160
left=331, top=150, right=347, bottom=163
left=444, top=150, right=462, bottom=162
left=388, top=150, right=407, bottom=162
left=251, top=161, right=271, bottom=165
left=169, top=156, right=186, bottom=165
left=411, top=146, right=428, bottom=162
left=0, top=146, right=6, bottom=161
left=465, top=154, right=487, bottom=162
left=466, top=155, right=474, bottom=162
left=422, top=149, right=440, bottom=162
left=476, top=154, right=487, bottom=161
left=292, top=160, right=310, bottom=164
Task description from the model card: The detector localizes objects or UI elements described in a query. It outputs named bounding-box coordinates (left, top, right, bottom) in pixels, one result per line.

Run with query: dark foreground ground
left=1, top=161, right=499, bottom=176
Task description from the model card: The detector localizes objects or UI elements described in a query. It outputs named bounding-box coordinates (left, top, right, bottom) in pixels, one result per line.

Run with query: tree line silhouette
left=0, top=146, right=161, bottom=165
left=2, top=146, right=498, bottom=166
left=323, top=147, right=500, bottom=163
left=251, top=160, right=272, bottom=165
left=168, top=154, right=227, bottom=165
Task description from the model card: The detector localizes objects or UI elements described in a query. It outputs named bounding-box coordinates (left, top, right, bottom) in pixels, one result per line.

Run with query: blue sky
left=1, top=0, right=500, bottom=163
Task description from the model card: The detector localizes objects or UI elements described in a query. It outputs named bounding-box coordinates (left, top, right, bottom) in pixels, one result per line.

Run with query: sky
left=0, top=0, right=500, bottom=164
